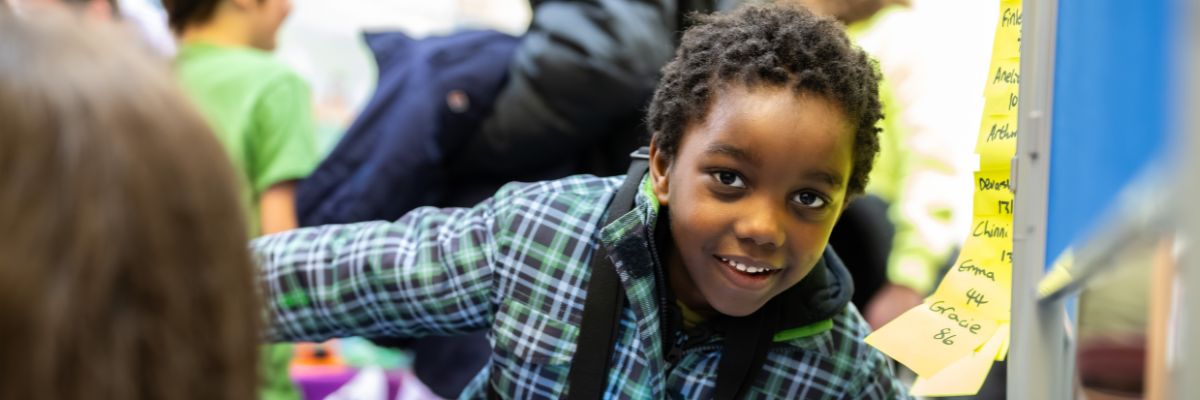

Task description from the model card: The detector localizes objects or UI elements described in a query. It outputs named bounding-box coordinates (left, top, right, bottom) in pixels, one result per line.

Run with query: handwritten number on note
left=934, top=328, right=957, bottom=345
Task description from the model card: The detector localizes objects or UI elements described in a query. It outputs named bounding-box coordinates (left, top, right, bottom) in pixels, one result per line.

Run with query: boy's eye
left=792, top=191, right=827, bottom=209
left=711, top=171, right=746, bottom=188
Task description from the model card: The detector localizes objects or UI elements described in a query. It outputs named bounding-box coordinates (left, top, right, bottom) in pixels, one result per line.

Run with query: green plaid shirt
left=253, top=174, right=909, bottom=399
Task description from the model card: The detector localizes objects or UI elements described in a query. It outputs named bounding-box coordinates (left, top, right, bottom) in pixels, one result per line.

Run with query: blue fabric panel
left=1046, top=0, right=1178, bottom=268
left=297, top=30, right=519, bottom=225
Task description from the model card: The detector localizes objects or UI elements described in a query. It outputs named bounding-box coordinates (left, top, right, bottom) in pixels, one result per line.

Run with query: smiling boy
left=653, top=85, right=857, bottom=320
left=253, top=4, right=906, bottom=399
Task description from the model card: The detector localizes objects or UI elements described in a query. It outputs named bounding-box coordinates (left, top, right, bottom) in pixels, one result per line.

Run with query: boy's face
left=650, top=85, right=855, bottom=317
left=243, top=0, right=291, bottom=51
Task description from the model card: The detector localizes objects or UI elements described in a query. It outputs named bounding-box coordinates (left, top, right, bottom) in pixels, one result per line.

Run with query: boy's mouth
left=715, top=255, right=782, bottom=277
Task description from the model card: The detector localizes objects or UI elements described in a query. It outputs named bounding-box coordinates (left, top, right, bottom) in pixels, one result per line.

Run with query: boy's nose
left=734, top=205, right=785, bottom=250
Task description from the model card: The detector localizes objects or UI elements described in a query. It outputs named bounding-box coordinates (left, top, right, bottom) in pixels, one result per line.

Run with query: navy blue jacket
left=297, top=30, right=519, bottom=225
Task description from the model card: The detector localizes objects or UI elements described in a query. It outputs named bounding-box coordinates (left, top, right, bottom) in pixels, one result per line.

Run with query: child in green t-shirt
left=162, top=0, right=316, bottom=399
left=165, top=0, right=315, bottom=235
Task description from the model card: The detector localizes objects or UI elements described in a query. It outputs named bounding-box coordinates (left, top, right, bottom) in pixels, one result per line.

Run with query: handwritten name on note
left=985, top=57, right=1020, bottom=96
left=972, top=220, right=1009, bottom=238
left=974, top=171, right=1016, bottom=218
left=993, top=66, right=1019, bottom=85
left=986, top=122, right=1017, bottom=142
left=865, top=303, right=1001, bottom=376
left=978, top=177, right=1010, bottom=191
left=929, top=300, right=985, bottom=334
left=957, top=259, right=997, bottom=281
left=1001, top=7, right=1022, bottom=27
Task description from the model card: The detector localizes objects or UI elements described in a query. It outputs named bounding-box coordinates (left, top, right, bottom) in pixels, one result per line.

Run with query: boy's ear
left=648, top=137, right=671, bottom=206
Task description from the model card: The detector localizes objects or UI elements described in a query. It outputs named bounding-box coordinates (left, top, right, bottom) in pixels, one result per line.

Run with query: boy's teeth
left=720, top=256, right=774, bottom=274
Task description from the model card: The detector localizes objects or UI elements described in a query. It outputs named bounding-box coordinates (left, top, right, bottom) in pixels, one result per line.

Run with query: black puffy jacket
left=441, top=0, right=742, bottom=207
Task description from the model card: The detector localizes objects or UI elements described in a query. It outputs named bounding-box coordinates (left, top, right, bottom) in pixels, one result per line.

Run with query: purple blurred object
left=291, top=366, right=409, bottom=400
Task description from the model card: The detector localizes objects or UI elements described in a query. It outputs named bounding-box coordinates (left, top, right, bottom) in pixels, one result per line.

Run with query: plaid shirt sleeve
left=251, top=199, right=502, bottom=342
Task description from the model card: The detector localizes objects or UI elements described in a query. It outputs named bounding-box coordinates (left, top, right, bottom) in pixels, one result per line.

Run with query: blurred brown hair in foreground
left=0, top=9, right=260, bottom=400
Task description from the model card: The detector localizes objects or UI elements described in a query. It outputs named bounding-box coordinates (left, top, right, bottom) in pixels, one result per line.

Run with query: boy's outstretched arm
left=251, top=199, right=502, bottom=343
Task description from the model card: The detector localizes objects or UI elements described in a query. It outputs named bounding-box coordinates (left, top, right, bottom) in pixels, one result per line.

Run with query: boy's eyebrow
left=807, top=171, right=844, bottom=189
left=704, top=143, right=758, bottom=166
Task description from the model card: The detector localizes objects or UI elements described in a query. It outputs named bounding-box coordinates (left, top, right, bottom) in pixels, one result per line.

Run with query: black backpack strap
left=565, top=148, right=650, bottom=400
left=712, top=252, right=846, bottom=399
left=713, top=301, right=780, bottom=400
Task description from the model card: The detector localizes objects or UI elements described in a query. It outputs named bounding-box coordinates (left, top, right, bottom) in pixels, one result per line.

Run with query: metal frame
left=1175, top=0, right=1200, bottom=397
left=1008, top=0, right=1070, bottom=398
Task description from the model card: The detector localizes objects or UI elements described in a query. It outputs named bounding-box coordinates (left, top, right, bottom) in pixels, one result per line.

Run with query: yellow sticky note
left=865, top=301, right=1002, bottom=376
left=938, top=246, right=1011, bottom=289
left=957, top=234, right=1010, bottom=263
left=936, top=217, right=1014, bottom=320
left=948, top=248, right=1012, bottom=288
left=994, top=326, right=1011, bottom=362
left=977, top=141, right=1016, bottom=171
left=977, top=113, right=1018, bottom=153
left=982, top=88, right=1019, bottom=118
left=1037, top=249, right=1075, bottom=298
left=958, top=221, right=1014, bottom=282
left=965, top=215, right=1012, bottom=250
left=972, top=168, right=1012, bottom=194
left=979, top=96, right=1018, bottom=171
left=871, top=0, right=1020, bottom=385
left=973, top=185, right=1014, bottom=218
left=992, top=4, right=1022, bottom=59
left=910, top=326, right=1009, bottom=397
left=984, top=57, right=1020, bottom=97
left=931, top=261, right=1011, bottom=320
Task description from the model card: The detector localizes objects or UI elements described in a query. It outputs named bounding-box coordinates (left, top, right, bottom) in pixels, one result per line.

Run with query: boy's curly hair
left=647, top=4, right=882, bottom=196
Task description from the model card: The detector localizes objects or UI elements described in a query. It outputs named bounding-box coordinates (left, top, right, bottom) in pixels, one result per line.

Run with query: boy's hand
left=864, top=283, right=923, bottom=329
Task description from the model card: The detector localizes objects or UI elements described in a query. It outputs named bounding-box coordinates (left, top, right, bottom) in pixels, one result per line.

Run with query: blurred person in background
left=7, top=0, right=176, bottom=56
left=0, top=9, right=261, bottom=399
left=162, top=0, right=319, bottom=398
left=7, top=0, right=117, bottom=19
